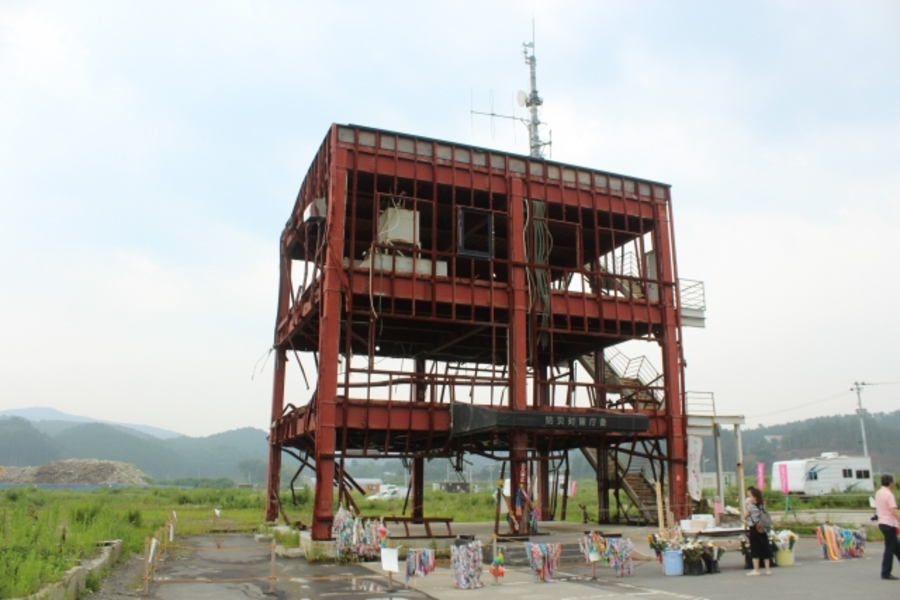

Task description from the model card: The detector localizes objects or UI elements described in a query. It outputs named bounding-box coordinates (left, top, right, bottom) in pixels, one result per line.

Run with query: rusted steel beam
left=355, top=153, right=657, bottom=220
left=653, top=196, right=688, bottom=521
left=342, top=273, right=663, bottom=323
left=310, top=132, right=346, bottom=540
left=270, top=400, right=669, bottom=446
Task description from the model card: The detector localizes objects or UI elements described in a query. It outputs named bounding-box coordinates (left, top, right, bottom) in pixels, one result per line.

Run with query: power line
left=747, top=389, right=852, bottom=419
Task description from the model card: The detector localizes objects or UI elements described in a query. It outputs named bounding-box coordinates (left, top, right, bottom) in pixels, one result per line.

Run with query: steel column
left=653, top=199, right=688, bottom=520
left=311, top=145, right=348, bottom=540
left=508, top=178, right=530, bottom=532
left=266, top=233, right=294, bottom=522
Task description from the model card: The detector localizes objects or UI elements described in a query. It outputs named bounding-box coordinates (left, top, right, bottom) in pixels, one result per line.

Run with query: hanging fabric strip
left=332, top=509, right=390, bottom=559
left=450, top=541, right=484, bottom=589
left=524, top=542, right=561, bottom=582
left=815, top=525, right=866, bottom=560
left=405, top=548, right=436, bottom=583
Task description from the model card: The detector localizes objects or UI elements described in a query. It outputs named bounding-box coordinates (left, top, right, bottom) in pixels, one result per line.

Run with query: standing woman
left=745, top=487, right=773, bottom=575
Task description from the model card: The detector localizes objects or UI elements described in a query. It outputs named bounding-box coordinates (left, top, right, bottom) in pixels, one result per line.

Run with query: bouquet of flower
left=682, top=540, right=705, bottom=563
left=773, top=530, right=797, bottom=551
left=647, top=534, right=681, bottom=561
left=767, top=530, right=780, bottom=554
left=702, top=540, right=724, bottom=561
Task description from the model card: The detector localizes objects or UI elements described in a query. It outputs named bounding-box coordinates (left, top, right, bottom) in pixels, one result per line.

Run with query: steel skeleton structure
left=267, top=124, right=688, bottom=540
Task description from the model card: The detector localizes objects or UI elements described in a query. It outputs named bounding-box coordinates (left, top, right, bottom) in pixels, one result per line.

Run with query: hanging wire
left=747, top=390, right=852, bottom=419
left=251, top=347, right=274, bottom=380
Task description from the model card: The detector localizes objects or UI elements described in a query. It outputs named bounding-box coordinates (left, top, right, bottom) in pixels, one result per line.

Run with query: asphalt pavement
left=145, top=521, right=898, bottom=600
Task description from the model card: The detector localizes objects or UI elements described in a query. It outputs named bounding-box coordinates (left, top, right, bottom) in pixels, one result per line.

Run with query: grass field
left=0, top=486, right=267, bottom=598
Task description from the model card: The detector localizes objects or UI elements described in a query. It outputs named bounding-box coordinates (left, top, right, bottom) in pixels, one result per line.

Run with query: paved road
left=144, top=524, right=896, bottom=600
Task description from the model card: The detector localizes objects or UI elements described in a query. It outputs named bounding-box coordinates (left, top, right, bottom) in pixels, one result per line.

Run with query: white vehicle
left=772, top=452, right=874, bottom=496
left=366, top=486, right=401, bottom=501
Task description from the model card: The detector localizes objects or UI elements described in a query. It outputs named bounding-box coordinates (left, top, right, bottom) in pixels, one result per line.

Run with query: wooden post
left=492, top=536, right=498, bottom=584
left=269, top=540, right=276, bottom=595
left=493, top=462, right=506, bottom=535
left=142, top=538, right=150, bottom=596
left=655, top=481, right=664, bottom=534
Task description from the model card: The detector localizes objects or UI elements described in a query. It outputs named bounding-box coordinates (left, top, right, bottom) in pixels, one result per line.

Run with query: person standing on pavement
left=745, top=486, right=773, bottom=576
left=875, top=473, right=900, bottom=580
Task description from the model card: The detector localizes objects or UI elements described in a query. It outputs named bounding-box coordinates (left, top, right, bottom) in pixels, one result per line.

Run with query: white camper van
left=771, top=453, right=874, bottom=496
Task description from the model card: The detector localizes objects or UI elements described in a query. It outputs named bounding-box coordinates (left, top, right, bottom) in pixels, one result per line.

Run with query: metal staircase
left=569, top=251, right=705, bottom=525
left=574, top=346, right=667, bottom=525
left=578, top=349, right=663, bottom=411
left=580, top=447, right=660, bottom=525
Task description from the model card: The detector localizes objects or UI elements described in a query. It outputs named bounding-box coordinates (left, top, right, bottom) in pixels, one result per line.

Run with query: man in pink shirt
left=876, top=473, right=900, bottom=580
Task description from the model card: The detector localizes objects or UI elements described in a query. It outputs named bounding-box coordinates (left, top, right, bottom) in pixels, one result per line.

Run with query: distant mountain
left=0, top=415, right=270, bottom=483
left=163, top=427, right=268, bottom=479
left=0, top=406, right=184, bottom=440
left=0, top=417, right=62, bottom=466
left=54, top=423, right=191, bottom=480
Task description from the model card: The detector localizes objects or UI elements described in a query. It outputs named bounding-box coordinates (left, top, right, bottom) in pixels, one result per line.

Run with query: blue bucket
left=663, top=550, right=684, bottom=576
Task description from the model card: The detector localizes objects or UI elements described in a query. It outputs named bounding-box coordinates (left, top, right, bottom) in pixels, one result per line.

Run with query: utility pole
left=851, top=381, right=870, bottom=457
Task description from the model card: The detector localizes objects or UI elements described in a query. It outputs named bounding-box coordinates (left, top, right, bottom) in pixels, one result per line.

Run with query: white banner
left=687, top=435, right=703, bottom=502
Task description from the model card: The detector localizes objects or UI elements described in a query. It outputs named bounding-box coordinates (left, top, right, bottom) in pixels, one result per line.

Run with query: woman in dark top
left=745, top=486, right=773, bottom=575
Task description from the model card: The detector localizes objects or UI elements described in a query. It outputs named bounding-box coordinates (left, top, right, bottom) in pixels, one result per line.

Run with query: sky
left=1, top=1, right=898, bottom=437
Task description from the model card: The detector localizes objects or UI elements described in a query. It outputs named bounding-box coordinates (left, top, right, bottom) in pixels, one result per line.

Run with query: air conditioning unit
left=378, top=207, right=419, bottom=247
left=303, top=197, right=327, bottom=224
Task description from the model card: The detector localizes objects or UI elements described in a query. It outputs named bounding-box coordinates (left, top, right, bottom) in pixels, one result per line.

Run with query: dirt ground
left=90, top=553, right=148, bottom=599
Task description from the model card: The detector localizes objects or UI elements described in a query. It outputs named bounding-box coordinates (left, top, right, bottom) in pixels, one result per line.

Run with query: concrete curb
left=14, top=540, right=124, bottom=600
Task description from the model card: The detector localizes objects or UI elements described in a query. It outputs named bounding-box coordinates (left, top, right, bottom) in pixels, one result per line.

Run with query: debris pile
left=0, top=459, right=148, bottom=485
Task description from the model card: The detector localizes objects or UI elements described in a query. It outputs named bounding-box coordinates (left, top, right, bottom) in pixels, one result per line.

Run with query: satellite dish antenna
left=517, top=90, right=527, bottom=107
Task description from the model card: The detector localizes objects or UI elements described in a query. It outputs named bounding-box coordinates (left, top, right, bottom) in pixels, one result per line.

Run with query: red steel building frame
left=267, top=124, right=688, bottom=540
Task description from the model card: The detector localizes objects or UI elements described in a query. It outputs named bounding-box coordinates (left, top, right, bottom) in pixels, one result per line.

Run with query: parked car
left=366, top=488, right=400, bottom=500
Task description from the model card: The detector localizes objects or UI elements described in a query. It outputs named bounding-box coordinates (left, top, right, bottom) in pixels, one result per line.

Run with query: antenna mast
left=470, top=25, right=551, bottom=157
left=522, top=39, right=545, bottom=158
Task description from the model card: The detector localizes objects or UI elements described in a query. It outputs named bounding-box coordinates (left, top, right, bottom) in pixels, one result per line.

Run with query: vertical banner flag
left=687, top=436, right=703, bottom=501
left=756, top=463, right=765, bottom=490
left=779, top=463, right=789, bottom=494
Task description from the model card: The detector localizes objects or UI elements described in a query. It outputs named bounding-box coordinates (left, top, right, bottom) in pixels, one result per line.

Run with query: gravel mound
left=0, top=459, right=148, bottom=485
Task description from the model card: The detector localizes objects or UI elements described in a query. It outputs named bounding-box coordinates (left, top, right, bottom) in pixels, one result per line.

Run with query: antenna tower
left=522, top=37, right=547, bottom=158
left=472, top=26, right=551, bottom=158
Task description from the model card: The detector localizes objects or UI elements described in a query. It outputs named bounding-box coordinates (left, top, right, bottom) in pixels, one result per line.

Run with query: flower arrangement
left=767, top=530, right=780, bottom=554
left=647, top=534, right=681, bottom=560
left=739, top=534, right=751, bottom=557
left=702, top=540, right=724, bottom=562
left=773, top=530, right=797, bottom=551
left=682, top=540, right=705, bottom=564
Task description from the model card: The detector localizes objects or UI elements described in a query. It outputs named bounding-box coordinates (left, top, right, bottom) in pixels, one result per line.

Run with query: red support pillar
left=508, top=178, right=530, bottom=532
left=311, top=150, right=348, bottom=540
left=538, top=449, right=550, bottom=520
left=536, top=365, right=551, bottom=520
left=412, top=458, right=424, bottom=520
left=653, top=199, right=688, bottom=520
left=411, top=357, right=425, bottom=520
left=266, top=239, right=293, bottom=522
left=265, top=349, right=286, bottom=522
